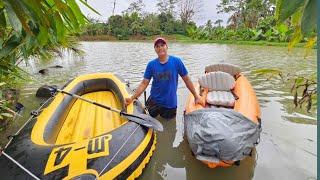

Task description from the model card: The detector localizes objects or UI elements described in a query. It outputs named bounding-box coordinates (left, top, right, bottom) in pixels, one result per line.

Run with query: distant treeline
left=81, top=0, right=316, bottom=44
left=82, top=12, right=196, bottom=40
left=81, top=14, right=300, bottom=43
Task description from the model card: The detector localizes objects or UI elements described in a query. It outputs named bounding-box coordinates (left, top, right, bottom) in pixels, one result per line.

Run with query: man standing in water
left=125, top=37, right=202, bottom=119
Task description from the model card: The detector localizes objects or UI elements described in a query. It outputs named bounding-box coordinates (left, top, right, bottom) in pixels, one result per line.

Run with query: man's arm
left=131, top=78, right=150, bottom=99
left=182, top=75, right=198, bottom=97
left=125, top=78, right=150, bottom=105
left=181, top=75, right=202, bottom=105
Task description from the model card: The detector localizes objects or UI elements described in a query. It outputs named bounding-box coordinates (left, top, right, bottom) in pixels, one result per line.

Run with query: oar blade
left=123, top=113, right=163, bottom=132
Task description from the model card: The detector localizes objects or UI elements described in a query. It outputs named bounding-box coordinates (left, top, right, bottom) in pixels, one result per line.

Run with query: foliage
left=79, top=0, right=304, bottom=46
left=158, top=12, right=175, bottom=34
left=291, top=75, right=317, bottom=112
left=275, top=0, right=317, bottom=48
left=78, top=0, right=319, bottom=50
left=82, top=7, right=199, bottom=39
left=252, top=68, right=316, bottom=112
left=273, top=0, right=317, bottom=112
left=157, top=0, right=178, bottom=15
left=81, top=0, right=206, bottom=39
left=217, top=0, right=275, bottom=28
left=178, top=0, right=202, bottom=25
left=122, top=0, right=145, bottom=15
left=0, top=0, right=96, bottom=84
left=256, top=16, right=277, bottom=33
left=82, top=18, right=107, bottom=36
left=214, top=19, right=223, bottom=27
left=160, top=0, right=315, bottom=45
left=142, top=13, right=161, bottom=36
left=186, top=25, right=198, bottom=39
left=0, top=0, right=97, bottom=128
left=0, top=82, right=15, bottom=123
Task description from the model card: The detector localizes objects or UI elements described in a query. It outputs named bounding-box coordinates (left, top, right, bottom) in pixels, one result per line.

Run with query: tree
left=178, top=0, right=202, bottom=25
left=142, top=13, right=161, bottom=35
left=204, top=20, right=213, bottom=33
left=123, top=0, right=145, bottom=15
left=111, top=0, right=117, bottom=16
left=157, top=0, right=178, bottom=15
left=158, top=12, right=175, bottom=34
left=217, top=0, right=275, bottom=28
left=84, top=18, right=106, bottom=36
left=108, top=15, right=130, bottom=38
left=214, top=19, right=223, bottom=27
left=130, top=12, right=143, bottom=35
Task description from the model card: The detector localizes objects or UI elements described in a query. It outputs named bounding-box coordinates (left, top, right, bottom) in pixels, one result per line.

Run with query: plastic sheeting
left=184, top=108, right=261, bottom=163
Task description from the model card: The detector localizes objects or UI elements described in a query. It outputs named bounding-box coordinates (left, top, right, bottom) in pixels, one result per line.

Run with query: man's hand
left=194, top=95, right=204, bottom=106
left=125, top=79, right=149, bottom=107
left=182, top=75, right=204, bottom=106
left=125, top=97, right=133, bottom=106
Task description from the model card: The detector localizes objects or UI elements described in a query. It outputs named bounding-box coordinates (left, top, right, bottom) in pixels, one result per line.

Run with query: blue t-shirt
left=144, top=55, right=188, bottom=108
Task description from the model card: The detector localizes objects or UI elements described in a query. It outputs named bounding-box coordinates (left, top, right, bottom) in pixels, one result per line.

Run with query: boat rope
left=96, top=124, right=140, bottom=179
left=0, top=148, right=41, bottom=180
left=5, top=97, right=52, bottom=149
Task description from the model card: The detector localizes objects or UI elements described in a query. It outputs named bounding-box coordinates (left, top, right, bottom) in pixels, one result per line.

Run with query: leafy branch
left=291, top=76, right=317, bottom=112
left=252, top=68, right=316, bottom=112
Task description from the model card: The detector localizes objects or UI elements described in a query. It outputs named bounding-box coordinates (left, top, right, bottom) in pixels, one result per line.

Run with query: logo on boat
left=44, top=134, right=112, bottom=175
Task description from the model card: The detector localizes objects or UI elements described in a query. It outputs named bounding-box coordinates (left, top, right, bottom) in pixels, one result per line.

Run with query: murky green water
left=1, top=42, right=317, bottom=179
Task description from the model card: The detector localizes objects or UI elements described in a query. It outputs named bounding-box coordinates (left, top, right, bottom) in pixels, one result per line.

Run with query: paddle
left=47, top=87, right=163, bottom=131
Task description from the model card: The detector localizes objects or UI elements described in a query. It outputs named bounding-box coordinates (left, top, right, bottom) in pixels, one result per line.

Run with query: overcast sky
left=80, top=0, right=229, bottom=26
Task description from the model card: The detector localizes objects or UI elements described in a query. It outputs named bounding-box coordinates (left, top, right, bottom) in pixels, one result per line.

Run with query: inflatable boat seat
left=198, top=71, right=236, bottom=107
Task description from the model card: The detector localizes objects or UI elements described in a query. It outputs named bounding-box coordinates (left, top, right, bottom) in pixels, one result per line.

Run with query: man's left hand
left=194, top=95, right=204, bottom=106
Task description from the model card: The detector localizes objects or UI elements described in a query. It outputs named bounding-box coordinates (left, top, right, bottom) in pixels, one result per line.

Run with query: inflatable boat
left=0, top=73, right=156, bottom=179
left=184, top=64, right=261, bottom=168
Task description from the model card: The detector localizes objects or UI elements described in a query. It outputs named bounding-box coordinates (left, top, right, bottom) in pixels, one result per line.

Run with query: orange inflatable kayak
left=184, top=63, right=261, bottom=168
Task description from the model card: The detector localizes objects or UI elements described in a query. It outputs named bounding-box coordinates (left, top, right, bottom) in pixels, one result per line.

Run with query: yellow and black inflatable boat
left=0, top=73, right=156, bottom=179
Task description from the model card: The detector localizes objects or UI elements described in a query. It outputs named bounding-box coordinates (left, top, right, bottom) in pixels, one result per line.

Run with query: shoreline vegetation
left=79, top=34, right=315, bottom=48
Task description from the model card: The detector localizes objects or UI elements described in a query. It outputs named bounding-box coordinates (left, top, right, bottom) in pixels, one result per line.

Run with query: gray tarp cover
left=184, top=108, right=261, bottom=163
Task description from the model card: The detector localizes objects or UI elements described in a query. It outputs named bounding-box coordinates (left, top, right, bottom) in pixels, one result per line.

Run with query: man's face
left=154, top=42, right=168, bottom=57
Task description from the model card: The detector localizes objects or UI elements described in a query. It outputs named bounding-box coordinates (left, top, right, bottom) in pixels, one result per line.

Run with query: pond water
left=0, top=41, right=317, bottom=179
